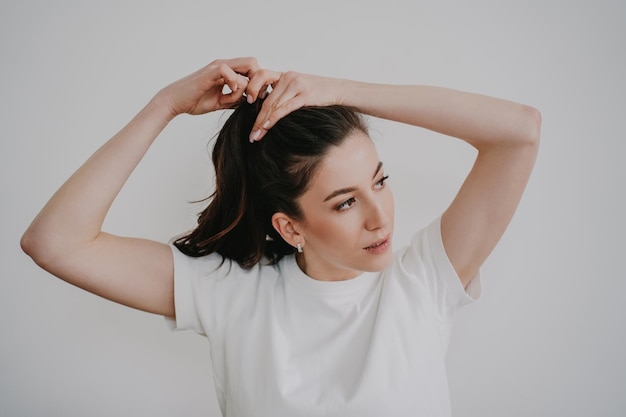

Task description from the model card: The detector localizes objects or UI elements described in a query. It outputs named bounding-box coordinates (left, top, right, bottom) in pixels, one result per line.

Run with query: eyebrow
left=323, top=161, right=384, bottom=202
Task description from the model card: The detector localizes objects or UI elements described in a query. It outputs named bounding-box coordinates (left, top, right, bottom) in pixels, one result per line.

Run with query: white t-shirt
left=171, top=218, right=480, bottom=417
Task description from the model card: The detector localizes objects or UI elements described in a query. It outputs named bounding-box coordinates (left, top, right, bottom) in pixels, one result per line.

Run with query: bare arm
left=342, top=83, right=541, bottom=286
left=248, top=72, right=541, bottom=287
left=21, top=58, right=260, bottom=316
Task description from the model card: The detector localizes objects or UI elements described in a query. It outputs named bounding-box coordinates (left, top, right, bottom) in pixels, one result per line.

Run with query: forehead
left=308, top=131, right=380, bottom=192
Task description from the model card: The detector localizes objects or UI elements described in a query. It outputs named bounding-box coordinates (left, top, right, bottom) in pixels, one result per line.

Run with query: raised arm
left=21, top=58, right=260, bottom=316
left=248, top=72, right=541, bottom=287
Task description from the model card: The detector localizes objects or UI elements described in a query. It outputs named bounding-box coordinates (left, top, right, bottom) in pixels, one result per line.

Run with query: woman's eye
left=374, top=175, right=389, bottom=189
left=336, top=197, right=356, bottom=211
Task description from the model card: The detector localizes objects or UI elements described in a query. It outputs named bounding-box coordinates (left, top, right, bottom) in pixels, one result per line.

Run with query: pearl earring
left=297, top=243, right=303, bottom=253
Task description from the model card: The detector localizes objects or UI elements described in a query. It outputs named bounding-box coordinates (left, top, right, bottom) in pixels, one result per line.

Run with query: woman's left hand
left=246, top=70, right=347, bottom=141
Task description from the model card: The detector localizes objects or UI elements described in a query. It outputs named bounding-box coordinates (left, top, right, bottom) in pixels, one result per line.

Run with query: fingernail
left=263, top=120, right=270, bottom=129
left=250, top=130, right=261, bottom=142
left=232, top=84, right=238, bottom=92
left=247, top=95, right=254, bottom=104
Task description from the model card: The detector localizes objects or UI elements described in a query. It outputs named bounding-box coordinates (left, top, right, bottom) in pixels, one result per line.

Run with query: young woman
left=21, top=57, right=540, bottom=416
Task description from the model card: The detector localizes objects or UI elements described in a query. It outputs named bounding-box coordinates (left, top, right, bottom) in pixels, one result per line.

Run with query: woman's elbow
left=21, top=226, right=56, bottom=269
left=21, top=227, right=37, bottom=258
left=522, top=105, right=542, bottom=146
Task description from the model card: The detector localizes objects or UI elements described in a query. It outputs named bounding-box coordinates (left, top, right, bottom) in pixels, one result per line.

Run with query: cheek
left=387, top=190, right=395, bottom=217
left=304, top=213, right=360, bottom=246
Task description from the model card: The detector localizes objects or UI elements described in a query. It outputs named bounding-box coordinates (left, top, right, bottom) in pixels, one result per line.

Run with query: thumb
left=220, top=75, right=249, bottom=107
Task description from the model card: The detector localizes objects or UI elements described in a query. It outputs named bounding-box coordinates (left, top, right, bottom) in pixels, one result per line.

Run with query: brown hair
left=174, top=98, right=368, bottom=267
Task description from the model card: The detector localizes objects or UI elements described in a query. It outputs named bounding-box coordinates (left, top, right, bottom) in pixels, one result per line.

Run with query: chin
left=361, top=251, right=394, bottom=272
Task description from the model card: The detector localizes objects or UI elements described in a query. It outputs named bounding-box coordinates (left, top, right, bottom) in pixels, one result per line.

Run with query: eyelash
left=335, top=175, right=389, bottom=211
left=375, top=175, right=389, bottom=189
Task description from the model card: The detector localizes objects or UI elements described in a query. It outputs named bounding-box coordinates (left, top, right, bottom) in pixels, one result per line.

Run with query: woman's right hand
left=156, top=57, right=261, bottom=120
left=21, top=57, right=260, bottom=318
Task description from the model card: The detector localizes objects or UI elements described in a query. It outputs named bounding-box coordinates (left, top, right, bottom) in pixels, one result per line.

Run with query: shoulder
left=394, top=218, right=446, bottom=275
left=390, top=218, right=481, bottom=315
left=170, top=245, right=282, bottom=287
left=170, top=246, right=284, bottom=334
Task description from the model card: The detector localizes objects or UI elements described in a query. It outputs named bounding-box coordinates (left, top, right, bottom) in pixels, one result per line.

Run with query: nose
left=364, top=198, right=391, bottom=231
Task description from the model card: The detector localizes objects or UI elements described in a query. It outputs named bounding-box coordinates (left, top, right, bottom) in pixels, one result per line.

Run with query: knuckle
left=217, top=63, right=229, bottom=74
left=283, top=71, right=299, bottom=81
left=257, top=68, right=272, bottom=78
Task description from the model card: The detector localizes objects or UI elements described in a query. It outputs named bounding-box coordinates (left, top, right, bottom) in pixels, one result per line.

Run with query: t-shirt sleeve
left=166, top=244, right=209, bottom=336
left=399, top=216, right=481, bottom=321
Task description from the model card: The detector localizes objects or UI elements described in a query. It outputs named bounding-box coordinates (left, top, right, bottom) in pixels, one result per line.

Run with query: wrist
left=337, top=79, right=372, bottom=109
left=122, top=94, right=176, bottom=142
left=146, top=91, right=179, bottom=124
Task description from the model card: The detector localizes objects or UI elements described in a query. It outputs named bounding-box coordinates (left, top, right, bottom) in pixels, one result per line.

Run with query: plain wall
left=1, top=1, right=624, bottom=416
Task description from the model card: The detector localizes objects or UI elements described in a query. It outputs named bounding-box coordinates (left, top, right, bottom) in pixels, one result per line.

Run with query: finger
left=250, top=94, right=307, bottom=141
left=225, top=56, right=261, bottom=78
left=219, top=75, right=249, bottom=108
left=245, top=69, right=282, bottom=104
left=259, top=85, right=271, bottom=99
left=266, top=95, right=306, bottom=128
left=251, top=76, right=292, bottom=127
left=250, top=84, right=305, bottom=142
left=249, top=91, right=289, bottom=141
left=254, top=74, right=302, bottom=123
left=215, top=63, right=243, bottom=94
left=210, top=58, right=258, bottom=94
left=249, top=71, right=308, bottom=141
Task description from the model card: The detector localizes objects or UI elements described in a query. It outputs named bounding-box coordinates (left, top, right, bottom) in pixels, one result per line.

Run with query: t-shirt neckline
left=281, top=254, right=381, bottom=298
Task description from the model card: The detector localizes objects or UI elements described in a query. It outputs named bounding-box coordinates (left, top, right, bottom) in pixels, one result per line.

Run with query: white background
left=1, top=1, right=624, bottom=416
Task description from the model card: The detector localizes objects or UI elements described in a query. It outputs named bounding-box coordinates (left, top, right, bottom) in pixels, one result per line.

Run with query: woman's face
left=295, top=131, right=395, bottom=281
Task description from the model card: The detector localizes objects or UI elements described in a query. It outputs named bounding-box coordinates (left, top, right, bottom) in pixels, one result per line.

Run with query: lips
left=364, top=234, right=391, bottom=254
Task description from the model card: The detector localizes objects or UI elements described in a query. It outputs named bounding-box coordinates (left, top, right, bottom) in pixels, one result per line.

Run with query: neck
left=295, top=252, right=361, bottom=282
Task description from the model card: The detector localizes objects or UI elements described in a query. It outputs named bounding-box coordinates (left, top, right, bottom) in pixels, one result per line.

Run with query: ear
left=271, top=212, right=304, bottom=249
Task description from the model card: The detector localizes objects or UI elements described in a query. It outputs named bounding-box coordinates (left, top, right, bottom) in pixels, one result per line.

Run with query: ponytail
left=174, top=99, right=368, bottom=268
